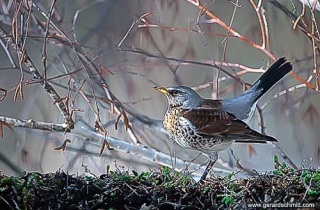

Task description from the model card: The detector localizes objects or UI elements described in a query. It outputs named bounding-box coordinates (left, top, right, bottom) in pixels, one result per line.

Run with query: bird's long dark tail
left=252, top=57, right=293, bottom=102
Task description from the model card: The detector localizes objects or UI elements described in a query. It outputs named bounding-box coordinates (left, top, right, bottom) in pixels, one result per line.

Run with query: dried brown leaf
left=115, top=110, right=130, bottom=131
left=54, top=139, right=71, bottom=151
left=95, top=121, right=104, bottom=133
left=0, top=87, right=8, bottom=101
left=247, top=144, right=257, bottom=158
left=104, top=138, right=114, bottom=151
left=140, top=11, right=154, bottom=20
left=99, top=64, right=114, bottom=76
left=53, top=97, right=67, bottom=105
left=114, top=113, right=122, bottom=131
left=1, top=121, right=13, bottom=131
left=99, top=139, right=106, bottom=157
left=121, top=111, right=129, bottom=131
left=11, top=10, right=17, bottom=41
left=0, top=120, right=14, bottom=138
left=72, top=108, right=84, bottom=112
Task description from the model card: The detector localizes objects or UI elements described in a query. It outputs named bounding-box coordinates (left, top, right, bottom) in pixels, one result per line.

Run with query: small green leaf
left=281, top=162, right=287, bottom=169
left=132, top=170, right=138, bottom=177
left=221, top=195, right=234, bottom=206
left=229, top=183, right=235, bottom=190
left=301, top=171, right=308, bottom=177
left=226, top=174, right=232, bottom=179
left=162, top=166, right=170, bottom=175
left=312, top=173, right=320, bottom=181
left=305, top=174, right=312, bottom=182
left=273, top=170, right=282, bottom=175
left=307, top=189, right=319, bottom=196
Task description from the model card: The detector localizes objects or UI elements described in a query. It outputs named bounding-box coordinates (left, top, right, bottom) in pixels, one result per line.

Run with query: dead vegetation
left=0, top=157, right=319, bottom=209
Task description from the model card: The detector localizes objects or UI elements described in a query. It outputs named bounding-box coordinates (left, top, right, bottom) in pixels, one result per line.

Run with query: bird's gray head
left=154, top=85, right=203, bottom=108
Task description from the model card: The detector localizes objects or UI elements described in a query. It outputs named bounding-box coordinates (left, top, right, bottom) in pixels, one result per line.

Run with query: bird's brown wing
left=182, top=107, right=232, bottom=134
left=182, top=101, right=277, bottom=142
left=197, top=99, right=223, bottom=109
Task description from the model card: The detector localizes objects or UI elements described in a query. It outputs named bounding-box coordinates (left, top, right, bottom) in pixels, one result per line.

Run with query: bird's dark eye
left=171, top=90, right=179, bottom=95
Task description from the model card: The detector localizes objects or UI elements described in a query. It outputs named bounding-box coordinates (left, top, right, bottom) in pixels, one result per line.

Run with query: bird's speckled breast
left=163, top=107, right=182, bottom=140
left=163, top=107, right=234, bottom=153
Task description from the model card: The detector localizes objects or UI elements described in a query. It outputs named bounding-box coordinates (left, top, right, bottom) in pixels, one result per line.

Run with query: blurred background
left=0, top=0, right=319, bottom=178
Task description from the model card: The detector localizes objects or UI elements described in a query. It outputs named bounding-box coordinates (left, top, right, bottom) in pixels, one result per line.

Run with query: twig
left=310, top=2, right=319, bottom=91
left=72, top=0, right=105, bottom=42
left=0, top=86, right=7, bottom=101
left=32, top=2, right=139, bottom=144
left=186, top=0, right=315, bottom=92
left=293, top=3, right=306, bottom=29
left=117, top=11, right=154, bottom=49
left=259, top=83, right=307, bottom=111
left=0, top=39, right=16, bottom=68
left=0, top=26, right=74, bottom=130
left=184, top=0, right=276, bottom=60
left=194, top=2, right=218, bottom=98
left=249, top=0, right=266, bottom=48
left=0, top=115, right=70, bottom=132
left=41, top=0, right=57, bottom=82
left=220, top=0, right=239, bottom=98
left=121, top=48, right=243, bottom=83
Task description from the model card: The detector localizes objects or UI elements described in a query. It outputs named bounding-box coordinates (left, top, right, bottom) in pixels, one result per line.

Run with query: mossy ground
left=0, top=157, right=319, bottom=209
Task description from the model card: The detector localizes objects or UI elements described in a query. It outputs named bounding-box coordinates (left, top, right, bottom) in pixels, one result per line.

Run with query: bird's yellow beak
left=153, top=86, right=169, bottom=95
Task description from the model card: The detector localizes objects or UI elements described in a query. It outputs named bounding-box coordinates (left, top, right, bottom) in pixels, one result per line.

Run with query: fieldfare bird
left=154, top=57, right=292, bottom=181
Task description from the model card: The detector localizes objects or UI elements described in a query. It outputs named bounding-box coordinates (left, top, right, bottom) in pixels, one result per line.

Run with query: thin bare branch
left=0, top=26, right=74, bottom=130
left=0, top=115, right=70, bottom=132
left=41, top=0, right=57, bottom=82
left=118, top=11, right=154, bottom=48
left=184, top=0, right=276, bottom=60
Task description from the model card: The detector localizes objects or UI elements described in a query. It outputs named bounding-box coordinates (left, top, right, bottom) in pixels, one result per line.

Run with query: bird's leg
left=169, top=147, right=176, bottom=169
left=200, top=152, right=218, bottom=182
